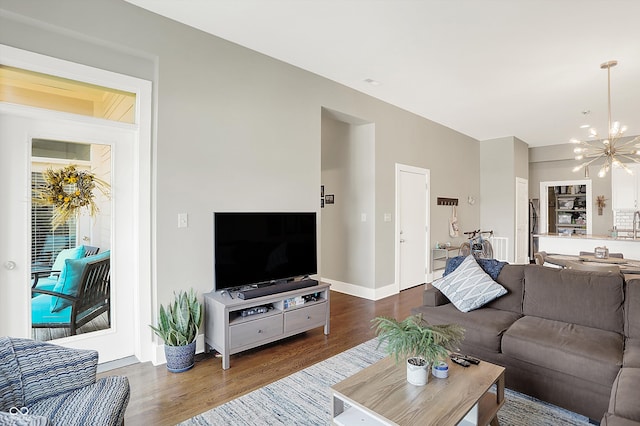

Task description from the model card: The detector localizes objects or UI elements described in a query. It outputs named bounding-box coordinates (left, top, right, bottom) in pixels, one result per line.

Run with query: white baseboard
left=151, top=333, right=206, bottom=366
left=321, top=277, right=398, bottom=301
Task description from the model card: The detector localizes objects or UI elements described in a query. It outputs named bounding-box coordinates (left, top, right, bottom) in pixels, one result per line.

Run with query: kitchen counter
left=536, top=233, right=640, bottom=260
left=535, top=233, right=640, bottom=242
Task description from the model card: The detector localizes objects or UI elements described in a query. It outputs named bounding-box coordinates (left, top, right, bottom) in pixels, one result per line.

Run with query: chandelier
left=571, top=60, right=640, bottom=178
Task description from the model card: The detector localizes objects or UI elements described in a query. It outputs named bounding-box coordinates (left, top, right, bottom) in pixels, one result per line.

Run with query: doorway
left=395, top=164, right=430, bottom=290
left=539, top=179, right=592, bottom=236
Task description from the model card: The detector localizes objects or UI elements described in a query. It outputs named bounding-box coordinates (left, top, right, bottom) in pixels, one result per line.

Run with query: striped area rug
left=180, top=339, right=590, bottom=426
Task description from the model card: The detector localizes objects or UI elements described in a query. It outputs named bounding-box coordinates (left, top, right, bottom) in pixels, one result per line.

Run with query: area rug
left=179, top=338, right=591, bottom=426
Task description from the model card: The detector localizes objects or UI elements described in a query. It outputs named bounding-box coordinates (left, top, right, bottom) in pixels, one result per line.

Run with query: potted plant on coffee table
left=372, top=314, right=464, bottom=386
left=150, top=288, right=202, bottom=373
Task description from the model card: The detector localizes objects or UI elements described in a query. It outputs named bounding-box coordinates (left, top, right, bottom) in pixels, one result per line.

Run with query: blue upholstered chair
left=32, top=251, right=111, bottom=336
left=0, top=337, right=129, bottom=425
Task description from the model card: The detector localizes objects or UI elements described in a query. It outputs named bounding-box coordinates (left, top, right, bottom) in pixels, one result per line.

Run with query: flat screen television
left=214, top=212, right=317, bottom=291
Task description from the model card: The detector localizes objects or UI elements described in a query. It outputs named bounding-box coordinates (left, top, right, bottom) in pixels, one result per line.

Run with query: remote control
left=450, top=356, right=470, bottom=367
left=452, top=353, right=480, bottom=365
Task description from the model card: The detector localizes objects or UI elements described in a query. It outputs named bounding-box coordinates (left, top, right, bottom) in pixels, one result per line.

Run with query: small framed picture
left=325, top=194, right=334, bottom=204
left=321, top=185, right=324, bottom=198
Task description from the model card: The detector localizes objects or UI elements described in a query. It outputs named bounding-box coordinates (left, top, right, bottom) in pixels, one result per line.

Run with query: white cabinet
left=612, top=164, right=640, bottom=210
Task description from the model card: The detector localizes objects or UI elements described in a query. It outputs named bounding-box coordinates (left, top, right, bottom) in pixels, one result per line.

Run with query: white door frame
left=0, top=44, right=153, bottom=363
left=395, top=163, right=430, bottom=292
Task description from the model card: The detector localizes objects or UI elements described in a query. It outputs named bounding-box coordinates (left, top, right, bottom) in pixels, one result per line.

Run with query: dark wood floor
left=98, top=285, right=424, bottom=425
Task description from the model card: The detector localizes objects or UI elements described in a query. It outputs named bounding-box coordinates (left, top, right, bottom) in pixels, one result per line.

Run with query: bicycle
left=459, top=229, right=494, bottom=259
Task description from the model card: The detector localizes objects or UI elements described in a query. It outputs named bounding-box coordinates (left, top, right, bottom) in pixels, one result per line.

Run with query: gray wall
left=480, top=137, right=529, bottom=262
left=0, top=0, right=481, bottom=313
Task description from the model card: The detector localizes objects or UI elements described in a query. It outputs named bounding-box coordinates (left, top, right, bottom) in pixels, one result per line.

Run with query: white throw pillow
left=432, top=255, right=507, bottom=312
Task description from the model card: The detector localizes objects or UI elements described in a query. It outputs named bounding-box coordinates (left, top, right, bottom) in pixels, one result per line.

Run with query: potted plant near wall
left=150, top=288, right=202, bottom=373
left=372, top=314, right=464, bottom=386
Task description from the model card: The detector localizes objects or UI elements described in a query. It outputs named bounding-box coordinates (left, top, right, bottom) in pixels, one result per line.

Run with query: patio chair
left=32, top=251, right=111, bottom=336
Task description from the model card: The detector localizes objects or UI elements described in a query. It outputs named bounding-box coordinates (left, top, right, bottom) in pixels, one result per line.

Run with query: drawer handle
left=307, top=316, right=311, bottom=320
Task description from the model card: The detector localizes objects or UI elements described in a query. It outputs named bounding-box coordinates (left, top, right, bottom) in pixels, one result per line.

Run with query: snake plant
left=150, top=288, right=202, bottom=346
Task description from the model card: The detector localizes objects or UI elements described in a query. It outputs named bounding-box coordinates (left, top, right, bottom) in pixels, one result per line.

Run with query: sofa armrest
left=423, top=286, right=450, bottom=307
left=625, top=277, right=640, bottom=340
left=8, top=338, right=98, bottom=406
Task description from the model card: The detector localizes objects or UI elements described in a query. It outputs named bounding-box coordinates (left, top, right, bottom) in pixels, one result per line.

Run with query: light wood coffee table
left=331, top=356, right=505, bottom=426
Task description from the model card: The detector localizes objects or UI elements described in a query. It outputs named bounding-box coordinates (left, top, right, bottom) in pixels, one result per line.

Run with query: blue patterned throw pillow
left=433, top=255, right=507, bottom=312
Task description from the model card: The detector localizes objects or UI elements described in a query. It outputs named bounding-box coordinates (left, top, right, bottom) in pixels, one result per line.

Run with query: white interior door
left=0, top=112, right=31, bottom=337
left=515, top=177, right=529, bottom=264
left=0, top=108, right=136, bottom=363
left=397, top=165, right=429, bottom=290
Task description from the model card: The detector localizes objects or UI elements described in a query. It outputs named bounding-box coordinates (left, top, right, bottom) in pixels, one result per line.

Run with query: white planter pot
left=406, top=357, right=429, bottom=386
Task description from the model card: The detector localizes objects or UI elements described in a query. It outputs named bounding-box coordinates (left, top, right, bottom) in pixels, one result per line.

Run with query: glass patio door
left=0, top=107, right=137, bottom=362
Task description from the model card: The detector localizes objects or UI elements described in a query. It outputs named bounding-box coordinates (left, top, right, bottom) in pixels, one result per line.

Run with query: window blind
left=31, top=172, right=77, bottom=267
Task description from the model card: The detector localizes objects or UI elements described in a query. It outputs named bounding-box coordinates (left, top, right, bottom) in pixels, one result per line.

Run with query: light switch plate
left=178, top=213, right=188, bottom=228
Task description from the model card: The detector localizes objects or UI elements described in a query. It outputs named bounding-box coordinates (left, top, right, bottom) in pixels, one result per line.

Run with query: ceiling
left=125, top=0, right=640, bottom=147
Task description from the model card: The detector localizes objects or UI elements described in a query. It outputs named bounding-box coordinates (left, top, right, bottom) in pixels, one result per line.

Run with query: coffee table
left=331, top=356, right=505, bottom=426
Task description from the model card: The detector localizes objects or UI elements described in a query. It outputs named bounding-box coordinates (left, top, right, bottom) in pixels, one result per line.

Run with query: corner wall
left=321, top=111, right=375, bottom=293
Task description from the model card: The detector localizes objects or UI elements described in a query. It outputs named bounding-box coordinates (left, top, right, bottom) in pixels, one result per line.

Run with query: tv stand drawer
left=229, top=315, right=283, bottom=349
left=284, top=302, right=327, bottom=334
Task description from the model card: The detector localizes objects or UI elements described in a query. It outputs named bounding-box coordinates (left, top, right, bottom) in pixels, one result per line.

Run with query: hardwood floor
left=98, top=285, right=425, bottom=425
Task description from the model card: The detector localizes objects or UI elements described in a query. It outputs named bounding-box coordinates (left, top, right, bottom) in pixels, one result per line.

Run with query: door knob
left=4, top=261, right=16, bottom=270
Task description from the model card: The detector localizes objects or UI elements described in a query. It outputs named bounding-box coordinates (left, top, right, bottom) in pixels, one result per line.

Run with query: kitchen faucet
left=634, top=211, right=640, bottom=239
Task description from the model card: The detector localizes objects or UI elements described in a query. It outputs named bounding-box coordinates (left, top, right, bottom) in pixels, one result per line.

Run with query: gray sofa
left=412, top=264, right=640, bottom=424
left=0, top=337, right=129, bottom=425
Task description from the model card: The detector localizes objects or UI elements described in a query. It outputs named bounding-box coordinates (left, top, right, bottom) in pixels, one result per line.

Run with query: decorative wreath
left=33, top=165, right=110, bottom=230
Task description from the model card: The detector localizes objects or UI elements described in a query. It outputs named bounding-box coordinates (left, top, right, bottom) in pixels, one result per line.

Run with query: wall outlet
left=384, top=213, right=392, bottom=222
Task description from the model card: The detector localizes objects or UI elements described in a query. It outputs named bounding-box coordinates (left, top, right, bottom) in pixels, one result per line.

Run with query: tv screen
left=214, top=212, right=317, bottom=290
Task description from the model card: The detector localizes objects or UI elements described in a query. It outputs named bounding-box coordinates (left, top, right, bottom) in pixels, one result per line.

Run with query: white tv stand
left=204, top=282, right=330, bottom=369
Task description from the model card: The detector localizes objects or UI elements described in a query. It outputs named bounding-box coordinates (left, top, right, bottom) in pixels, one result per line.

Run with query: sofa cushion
left=412, top=304, right=521, bottom=353
left=623, top=338, right=640, bottom=368
left=484, top=264, right=525, bottom=314
left=29, top=376, right=129, bottom=426
left=432, top=255, right=507, bottom=312
left=51, top=251, right=110, bottom=312
left=625, top=278, right=640, bottom=339
left=523, top=266, right=624, bottom=333
left=444, top=256, right=507, bottom=280
left=601, top=413, right=640, bottom=426
left=503, top=315, right=623, bottom=387
left=50, top=246, right=85, bottom=273
left=608, top=368, right=640, bottom=422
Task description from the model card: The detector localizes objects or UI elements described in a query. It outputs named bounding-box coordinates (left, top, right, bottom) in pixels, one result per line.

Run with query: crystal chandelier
left=571, top=60, right=640, bottom=178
